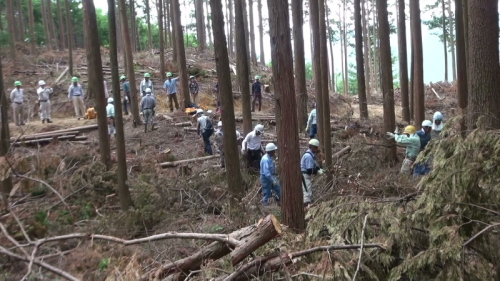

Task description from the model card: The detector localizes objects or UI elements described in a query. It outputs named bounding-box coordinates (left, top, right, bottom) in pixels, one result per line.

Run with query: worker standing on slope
left=260, top=143, right=280, bottom=206
left=106, top=98, right=116, bottom=137
left=214, top=121, right=243, bottom=168
left=196, top=109, right=214, bottom=155
left=140, top=88, right=156, bottom=133
left=413, top=120, right=433, bottom=176
left=242, top=124, right=265, bottom=170
left=140, top=73, right=153, bottom=97
left=189, top=76, right=199, bottom=104
left=432, top=111, right=444, bottom=139
left=37, top=80, right=53, bottom=124
left=68, top=77, right=86, bottom=120
left=10, top=81, right=25, bottom=126
left=305, top=103, right=317, bottom=139
left=301, top=139, right=324, bottom=207
left=120, top=75, right=130, bottom=115
left=387, top=125, right=421, bottom=174
left=251, top=75, right=262, bottom=112
left=163, top=72, right=180, bottom=112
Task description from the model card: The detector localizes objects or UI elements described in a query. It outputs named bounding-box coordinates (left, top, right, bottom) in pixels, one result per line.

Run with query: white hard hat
left=265, top=143, right=277, bottom=152
left=107, top=97, right=114, bottom=103
left=145, top=88, right=152, bottom=93
left=38, top=80, right=46, bottom=86
left=196, top=109, right=204, bottom=114
left=433, top=111, right=443, bottom=121
left=309, top=138, right=320, bottom=147
left=255, top=124, right=264, bottom=133
left=422, top=120, right=433, bottom=127
left=217, top=121, right=222, bottom=127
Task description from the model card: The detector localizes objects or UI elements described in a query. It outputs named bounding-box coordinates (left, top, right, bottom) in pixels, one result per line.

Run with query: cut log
left=183, top=127, right=198, bottom=132
left=333, top=146, right=351, bottom=158
left=159, top=155, right=219, bottom=168
left=230, top=215, right=282, bottom=265
left=12, top=135, right=88, bottom=146
left=54, top=67, right=70, bottom=84
left=174, top=121, right=193, bottom=127
left=235, top=116, right=275, bottom=122
left=10, top=131, right=80, bottom=142
left=10, top=125, right=98, bottom=141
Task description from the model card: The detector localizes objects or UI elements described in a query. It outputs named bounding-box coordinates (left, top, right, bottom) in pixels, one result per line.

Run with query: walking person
left=241, top=124, right=265, bottom=170
left=10, top=81, right=25, bottom=126
left=140, top=73, right=154, bottom=97
left=300, top=139, right=325, bottom=207
left=163, top=72, right=180, bottom=112
left=251, top=75, right=262, bottom=112
left=106, top=98, right=116, bottom=138
left=196, top=109, right=214, bottom=155
left=120, top=75, right=130, bottom=115
left=413, top=120, right=433, bottom=176
left=305, top=103, right=317, bottom=139
left=387, top=125, right=421, bottom=174
left=214, top=121, right=243, bottom=168
left=68, top=77, right=86, bottom=120
left=260, top=143, right=280, bottom=206
left=37, top=80, right=53, bottom=123
left=140, top=88, right=156, bottom=133
left=189, top=76, right=199, bottom=104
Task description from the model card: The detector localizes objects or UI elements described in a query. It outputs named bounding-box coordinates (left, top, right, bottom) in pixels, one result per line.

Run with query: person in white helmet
left=251, top=75, right=262, bottom=112
left=300, top=139, right=324, bottom=206
left=215, top=121, right=242, bottom=168
left=305, top=103, right=317, bottom=138
left=196, top=109, right=214, bottom=155
left=106, top=98, right=116, bottom=137
left=140, top=88, right=156, bottom=133
left=37, top=80, right=53, bottom=124
left=417, top=120, right=432, bottom=151
left=260, top=143, right=280, bottom=206
left=242, top=124, right=265, bottom=170
left=432, top=111, right=444, bottom=139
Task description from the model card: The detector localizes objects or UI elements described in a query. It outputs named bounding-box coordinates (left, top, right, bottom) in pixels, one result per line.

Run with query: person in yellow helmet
left=387, top=125, right=421, bottom=174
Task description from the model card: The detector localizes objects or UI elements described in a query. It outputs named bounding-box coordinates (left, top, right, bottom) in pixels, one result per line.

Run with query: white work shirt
left=106, top=103, right=115, bottom=118
left=242, top=130, right=262, bottom=150
left=307, top=108, right=317, bottom=128
left=37, top=87, right=53, bottom=101
left=10, top=88, right=24, bottom=103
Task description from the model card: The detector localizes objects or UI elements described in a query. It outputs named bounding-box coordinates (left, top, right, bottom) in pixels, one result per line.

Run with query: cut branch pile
left=10, top=124, right=98, bottom=146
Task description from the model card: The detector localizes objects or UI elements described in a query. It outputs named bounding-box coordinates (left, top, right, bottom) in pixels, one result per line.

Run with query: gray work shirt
left=140, top=95, right=156, bottom=111
left=10, top=88, right=24, bottom=103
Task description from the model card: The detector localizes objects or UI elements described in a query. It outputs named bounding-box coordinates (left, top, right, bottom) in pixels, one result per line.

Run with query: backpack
left=205, top=117, right=213, bottom=130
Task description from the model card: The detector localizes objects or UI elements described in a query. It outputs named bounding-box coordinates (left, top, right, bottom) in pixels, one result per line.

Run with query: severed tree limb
left=159, top=155, right=220, bottom=168
left=352, top=215, right=368, bottom=281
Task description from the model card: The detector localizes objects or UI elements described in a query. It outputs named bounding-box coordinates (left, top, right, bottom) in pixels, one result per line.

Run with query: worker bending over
left=10, top=81, right=25, bottom=126
left=215, top=121, right=243, bottom=168
left=242, top=124, right=265, bottom=170
left=37, top=80, right=53, bottom=124
left=301, top=139, right=325, bottom=207
left=196, top=109, right=214, bottom=155
left=387, top=125, right=421, bottom=174
left=140, top=88, right=156, bottom=133
left=305, top=103, right=317, bottom=139
left=260, top=143, right=280, bottom=206
left=106, top=98, right=116, bottom=137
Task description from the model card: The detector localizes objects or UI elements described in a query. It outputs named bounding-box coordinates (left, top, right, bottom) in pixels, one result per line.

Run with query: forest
left=0, top=0, right=499, bottom=280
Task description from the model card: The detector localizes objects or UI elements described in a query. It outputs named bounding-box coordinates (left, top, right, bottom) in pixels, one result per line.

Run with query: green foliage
left=34, top=211, right=48, bottom=226
left=98, top=258, right=110, bottom=271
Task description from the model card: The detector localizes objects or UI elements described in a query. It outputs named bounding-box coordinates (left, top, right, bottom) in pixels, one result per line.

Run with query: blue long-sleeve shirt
left=300, top=149, right=319, bottom=174
left=416, top=129, right=431, bottom=150
left=163, top=77, right=179, bottom=95
left=252, top=81, right=262, bottom=94
left=260, top=154, right=276, bottom=181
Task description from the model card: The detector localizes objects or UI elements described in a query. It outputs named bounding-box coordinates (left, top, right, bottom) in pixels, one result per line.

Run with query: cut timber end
left=174, top=122, right=192, bottom=127
left=159, top=154, right=220, bottom=168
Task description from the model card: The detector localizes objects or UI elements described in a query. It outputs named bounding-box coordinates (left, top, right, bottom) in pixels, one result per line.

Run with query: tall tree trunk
left=210, top=0, right=245, bottom=218
left=17, top=0, right=25, bottom=42
left=292, top=0, right=307, bottom=133
left=158, top=0, right=165, bottom=81
left=47, top=0, right=58, bottom=49
left=205, top=0, right=213, bottom=47
left=129, top=0, right=137, bottom=52
left=455, top=0, right=467, bottom=134
left=362, top=0, right=371, bottom=102
left=267, top=0, right=305, bottom=232
left=40, top=0, right=51, bottom=50
left=172, top=0, right=191, bottom=108
left=195, top=0, right=206, bottom=51
left=339, top=20, right=345, bottom=93
left=170, top=0, right=177, bottom=60
left=65, top=0, right=73, bottom=76
left=56, top=0, right=65, bottom=50
left=242, top=0, right=251, bottom=74
left=164, top=0, right=168, bottom=48
left=82, top=0, right=111, bottom=169
left=409, top=37, right=414, bottom=119
left=342, top=0, right=348, bottom=95
left=448, top=0, right=456, bottom=82
left=235, top=0, right=252, bottom=134
left=116, top=4, right=123, bottom=52
left=248, top=0, right=257, bottom=65
left=118, top=0, right=141, bottom=124
left=354, top=0, right=368, bottom=119
left=397, top=0, right=410, bottom=122
left=376, top=0, right=397, bottom=162
left=228, top=0, right=234, bottom=56
left=327, top=7, right=335, bottom=92
left=466, top=0, right=500, bottom=130
left=257, top=0, right=264, bottom=64
left=410, top=0, right=425, bottom=129
left=28, top=0, right=36, bottom=55
left=310, top=0, right=323, bottom=146
left=0, top=59, right=13, bottom=202
left=146, top=0, right=152, bottom=49
left=108, top=0, right=133, bottom=210
left=463, top=0, right=468, bottom=72
left=441, top=0, right=448, bottom=82
left=6, top=0, right=16, bottom=61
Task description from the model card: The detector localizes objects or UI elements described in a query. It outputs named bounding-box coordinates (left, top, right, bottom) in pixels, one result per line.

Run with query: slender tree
left=56, top=0, right=65, bottom=50
left=354, top=0, right=368, bottom=119
left=6, top=0, right=17, bottom=61
left=448, top=0, right=456, bottom=81
left=146, top=0, right=152, bottom=49
left=466, top=0, right=500, bottom=130
left=82, top=0, right=111, bottom=169
left=326, top=6, right=335, bottom=92
left=47, top=0, right=57, bottom=49
left=235, top=0, right=252, bottom=134
left=362, top=0, right=371, bottom=102
left=65, top=0, right=73, bottom=75
left=205, top=0, right=213, bottom=47
left=242, top=0, right=251, bottom=73
left=129, top=0, right=137, bottom=51
left=228, top=0, right=234, bottom=56
left=248, top=0, right=257, bottom=65
left=195, top=0, right=206, bottom=51
left=17, top=0, right=25, bottom=42
left=310, top=0, right=323, bottom=146
left=410, top=0, right=425, bottom=128
left=342, top=0, right=348, bottom=95
left=257, top=0, right=264, bottom=64
left=0, top=59, right=13, bottom=201
left=170, top=0, right=177, bottom=61
left=158, top=0, right=165, bottom=81
left=455, top=0, right=467, bottom=134
left=376, top=0, right=397, bottom=162
left=397, top=0, right=410, bottom=122
left=441, top=0, right=448, bottom=82
left=28, top=0, right=36, bottom=55
left=172, top=0, right=191, bottom=107
left=267, top=0, right=305, bottom=231
left=292, top=0, right=307, bottom=133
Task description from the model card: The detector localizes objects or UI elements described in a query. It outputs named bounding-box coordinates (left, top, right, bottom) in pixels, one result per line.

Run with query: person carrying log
left=106, top=98, right=116, bottom=137
left=242, top=124, right=265, bottom=170
left=140, top=73, right=154, bottom=97
left=260, top=143, right=280, bottom=206
left=120, top=75, right=130, bottom=115
left=68, top=77, right=86, bottom=120
left=140, top=88, right=156, bottom=133
left=163, top=72, right=180, bottom=112
left=10, top=81, right=25, bottom=126
left=300, top=139, right=324, bottom=207
left=196, top=109, right=214, bottom=155
left=305, top=103, right=317, bottom=139
left=37, top=80, right=53, bottom=124
left=387, top=125, right=421, bottom=174
left=214, top=121, right=243, bottom=168
left=251, top=75, right=262, bottom=112
left=189, top=75, right=199, bottom=104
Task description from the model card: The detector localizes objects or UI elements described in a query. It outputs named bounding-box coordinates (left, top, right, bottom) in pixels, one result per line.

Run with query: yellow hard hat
left=403, top=125, right=416, bottom=135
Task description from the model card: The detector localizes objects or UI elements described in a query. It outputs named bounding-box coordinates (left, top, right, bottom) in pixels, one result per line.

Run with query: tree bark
left=205, top=0, right=213, bottom=47
left=195, top=0, right=206, bottom=51
left=28, top=0, right=36, bottom=55
left=6, top=0, right=17, bottom=61
left=267, top=0, right=305, bottom=231
left=146, top=0, right=152, bottom=49
left=292, top=0, right=307, bottom=133
left=441, top=0, right=448, bottom=82
left=170, top=0, right=177, bottom=60
left=235, top=0, right=253, bottom=134
left=327, top=7, right=335, bottom=92
left=397, top=0, right=410, bottom=122
left=158, top=0, right=165, bottom=81
left=17, top=0, right=25, bottom=42
left=257, top=0, right=264, bottom=64
left=242, top=0, right=251, bottom=74
left=82, top=0, right=111, bottom=170
left=354, top=0, right=368, bottom=119
left=342, top=0, right=348, bottom=95
left=41, top=0, right=51, bottom=50
left=466, top=0, right=500, bottom=130
left=248, top=0, right=257, bottom=65
left=455, top=0, right=467, bottom=134
left=310, top=0, right=323, bottom=147
left=376, top=0, right=397, bottom=162
left=362, top=0, right=371, bottom=102
left=0, top=59, right=13, bottom=201
left=56, top=0, right=65, bottom=50
left=410, top=0, right=425, bottom=129
left=172, top=0, right=191, bottom=108
left=164, top=0, right=169, bottom=47
left=448, top=0, right=456, bottom=81
left=129, top=0, right=137, bottom=52
left=228, top=0, right=234, bottom=56
left=47, top=0, right=57, bottom=49
left=65, top=0, right=73, bottom=76
left=118, top=0, right=141, bottom=125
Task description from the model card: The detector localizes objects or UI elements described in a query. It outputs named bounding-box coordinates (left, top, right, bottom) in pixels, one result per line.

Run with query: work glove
left=272, top=178, right=278, bottom=186
left=305, top=126, right=309, bottom=132
left=386, top=132, right=395, bottom=139
left=318, top=169, right=325, bottom=175
left=394, top=127, right=399, bottom=134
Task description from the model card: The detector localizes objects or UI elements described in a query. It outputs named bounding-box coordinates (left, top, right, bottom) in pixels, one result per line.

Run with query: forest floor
left=0, top=46, right=460, bottom=280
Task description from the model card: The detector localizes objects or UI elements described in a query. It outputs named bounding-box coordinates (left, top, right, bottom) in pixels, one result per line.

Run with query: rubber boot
left=47, top=119, right=53, bottom=123
left=151, top=124, right=155, bottom=131
left=144, top=124, right=147, bottom=133
left=42, top=119, right=45, bottom=124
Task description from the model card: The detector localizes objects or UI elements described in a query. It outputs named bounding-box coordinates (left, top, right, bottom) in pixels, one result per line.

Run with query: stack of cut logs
left=10, top=124, right=98, bottom=146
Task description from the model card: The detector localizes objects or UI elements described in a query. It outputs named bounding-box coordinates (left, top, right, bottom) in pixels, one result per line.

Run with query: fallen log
left=12, top=135, right=87, bottom=146
left=333, top=146, right=351, bottom=158
left=10, top=125, right=98, bottom=141
left=183, top=127, right=198, bottom=132
left=159, top=154, right=219, bottom=168
left=10, top=131, right=80, bottom=142
left=54, top=67, right=69, bottom=84
left=235, top=116, right=275, bottom=122
left=174, top=121, right=192, bottom=127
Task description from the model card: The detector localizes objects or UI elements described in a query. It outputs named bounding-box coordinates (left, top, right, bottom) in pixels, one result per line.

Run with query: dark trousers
left=309, top=124, right=317, bottom=139
left=168, top=93, right=180, bottom=111
left=202, top=129, right=214, bottom=155
left=247, top=149, right=262, bottom=170
left=123, top=94, right=130, bottom=114
left=252, top=93, right=262, bottom=111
